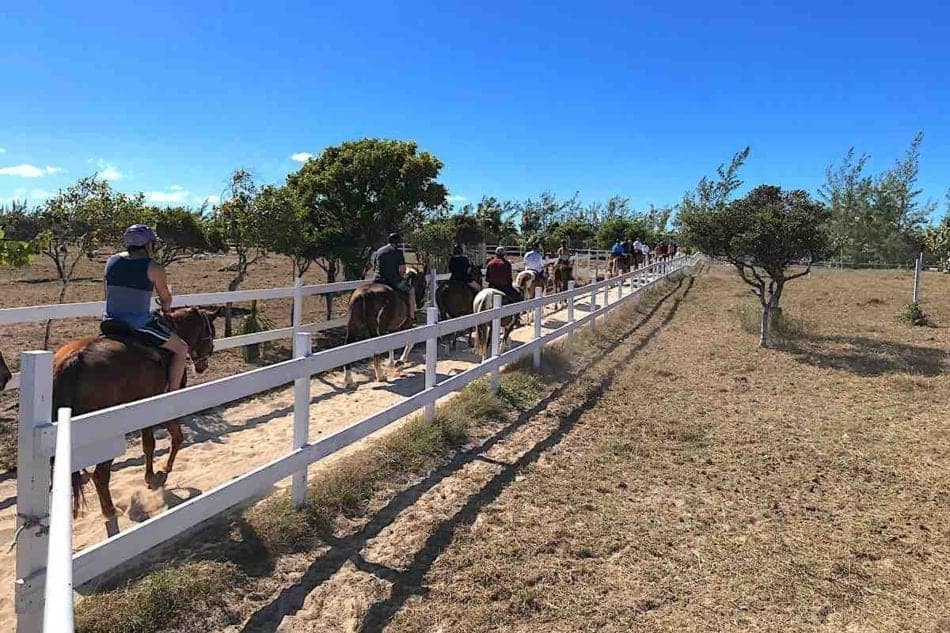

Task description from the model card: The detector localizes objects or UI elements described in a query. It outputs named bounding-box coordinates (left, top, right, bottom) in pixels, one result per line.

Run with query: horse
left=53, top=307, right=219, bottom=519
left=654, top=243, right=668, bottom=262
left=472, top=288, right=517, bottom=360
left=0, top=352, right=11, bottom=390
left=552, top=260, right=574, bottom=294
left=435, top=264, right=483, bottom=350
left=343, top=268, right=428, bottom=387
left=515, top=269, right=546, bottom=323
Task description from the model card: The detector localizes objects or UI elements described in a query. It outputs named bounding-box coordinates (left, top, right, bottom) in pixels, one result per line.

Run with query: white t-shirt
left=633, top=240, right=643, bottom=252
left=524, top=250, right=544, bottom=272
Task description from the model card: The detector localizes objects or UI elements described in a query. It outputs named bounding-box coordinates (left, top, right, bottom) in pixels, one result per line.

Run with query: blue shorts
left=136, top=316, right=173, bottom=345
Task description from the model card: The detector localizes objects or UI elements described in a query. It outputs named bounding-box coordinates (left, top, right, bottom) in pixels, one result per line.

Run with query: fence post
left=913, top=251, right=923, bottom=304
left=15, top=351, right=54, bottom=633
left=567, top=280, right=575, bottom=323
left=533, top=287, right=542, bottom=369
left=428, top=268, right=438, bottom=309
left=590, top=281, right=598, bottom=332
left=292, top=277, right=303, bottom=333
left=44, top=407, right=73, bottom=633
left=490, top=294, right=502, bottom=393
left=424, top=307, right=438, bottom=422
left=603, top=277, right=610, bottom=309
left=291, top=331, right=312, bottom=508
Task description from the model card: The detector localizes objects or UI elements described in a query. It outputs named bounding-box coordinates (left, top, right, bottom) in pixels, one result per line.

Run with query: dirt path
left=0, top=272, right=655, bottom=631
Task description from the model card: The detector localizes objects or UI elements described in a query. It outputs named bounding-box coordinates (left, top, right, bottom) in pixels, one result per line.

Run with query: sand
left=0, top=272, right=652, bottom=632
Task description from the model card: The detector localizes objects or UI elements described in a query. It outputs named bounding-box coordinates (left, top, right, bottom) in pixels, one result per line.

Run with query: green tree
left=472, top=196, right=518, bottom=243
left=680, top=184, right=830, bottom=347
left=287, top=138, right=447, bottom=278
left=142, top=205, right=219, bottom=266
left=924, top=193, right=950, bottom=272
left=210, top=170, right=267, bottom=336
left=37, top=176, right=143, bottom=347
left=820, top=133, right=935, bottom=264
left=594, top=216, right=649, bottom=249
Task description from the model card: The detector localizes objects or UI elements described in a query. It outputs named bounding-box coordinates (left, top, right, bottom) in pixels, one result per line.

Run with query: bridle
left=166, top=309, right=215, bottom=365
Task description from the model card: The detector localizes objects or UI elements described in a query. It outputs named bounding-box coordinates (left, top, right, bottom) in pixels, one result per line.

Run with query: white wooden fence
left=16, top=254, right=699, bottom=633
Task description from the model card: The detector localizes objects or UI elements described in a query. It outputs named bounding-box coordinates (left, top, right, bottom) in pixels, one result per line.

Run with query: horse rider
left=103, top=224, right=189, bottom=393
left=621, top=237, right=633, bottom=271
left=609, top=239, right=624, bottom=276
left=632, top=236, right=644, bottom=267
left=448, top=242, right=481, bottom=293
left=486, top=246, right=522, bottom=303
left=556, top=239, right=572, bottom=265
left=523, top=240, right=546, bottom=282
left=372, top=232, right=417, bottom=318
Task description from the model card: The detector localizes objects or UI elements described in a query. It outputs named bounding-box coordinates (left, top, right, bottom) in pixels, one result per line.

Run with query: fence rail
left=19, top=253, right=699, bottom=632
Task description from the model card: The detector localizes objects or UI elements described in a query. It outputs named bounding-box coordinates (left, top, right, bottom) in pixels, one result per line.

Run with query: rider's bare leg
left=161, top=335, right=188, bottom=392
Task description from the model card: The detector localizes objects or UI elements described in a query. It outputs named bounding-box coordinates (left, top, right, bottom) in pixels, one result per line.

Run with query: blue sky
left=1, top=1, right=948, bottom=217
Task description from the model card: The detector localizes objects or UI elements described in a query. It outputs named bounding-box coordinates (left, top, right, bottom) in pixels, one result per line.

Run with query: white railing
left=18, top=254, right=700, bottom=632
left=0, top=272, right=453, bottom=392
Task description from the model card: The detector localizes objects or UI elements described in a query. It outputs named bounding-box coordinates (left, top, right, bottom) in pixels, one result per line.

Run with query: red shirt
left=486, top=257, right=513, bottom=287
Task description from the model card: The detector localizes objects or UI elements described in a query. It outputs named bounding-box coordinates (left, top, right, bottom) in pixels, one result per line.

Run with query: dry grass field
left=373, top=265, right=949, bottom=632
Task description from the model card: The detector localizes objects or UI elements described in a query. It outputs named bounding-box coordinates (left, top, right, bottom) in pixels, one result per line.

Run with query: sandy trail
left=0, top=272, right=653, bottom=631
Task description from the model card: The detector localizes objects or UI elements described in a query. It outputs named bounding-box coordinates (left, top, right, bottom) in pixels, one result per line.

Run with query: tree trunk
left=325, top=259, right=337, bottom=321
left=225, top=270, right=245, bottom=338
left=43, top=281, right=70, bottom=350
left=244, top=299, right=261, bottom=363
left=759, top=300, right=770, bottom=348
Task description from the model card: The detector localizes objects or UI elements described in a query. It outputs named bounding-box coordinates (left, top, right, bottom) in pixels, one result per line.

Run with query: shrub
left=899, top=302, right=932, bottom=326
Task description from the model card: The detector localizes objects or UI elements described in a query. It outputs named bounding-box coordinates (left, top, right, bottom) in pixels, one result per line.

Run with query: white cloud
left=447, top=195, right=467, bottom=203
left=145, top=188, right=190, bottom=204
left=0, top=164, right=63, bottom=178
left=170, top=184, right=184, bottom=191
left=0, top=187, right=52, bottom=203
left=94, top=159, right=123, bottom=181
left=291, top=152, right=313, bottom=162
left=201, top=194, right=220, bottom=205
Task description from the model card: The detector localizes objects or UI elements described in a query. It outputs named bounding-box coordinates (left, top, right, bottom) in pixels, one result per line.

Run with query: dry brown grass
left=72, top=272, right=666, bottom=633
left=383, top=265, right=950, bottom=632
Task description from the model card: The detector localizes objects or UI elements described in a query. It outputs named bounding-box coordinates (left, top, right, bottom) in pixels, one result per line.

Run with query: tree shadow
left=238, top=275, right=695, bottom=632
left=779, top=334, right=948, bottom=377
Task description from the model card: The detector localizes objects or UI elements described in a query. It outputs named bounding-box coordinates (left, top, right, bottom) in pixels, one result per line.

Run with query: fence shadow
left=779, top=334, right=948, bottom=377
left=239, top=274, right=695, bottom=632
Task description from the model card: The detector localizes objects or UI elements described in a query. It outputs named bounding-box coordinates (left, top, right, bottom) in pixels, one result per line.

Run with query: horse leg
left=374, top=354, right=387, bottom=382
left=164, top=421, right=184, bottom=474
left=92, top=461, right=117, bottom=519
left=398, top=342, right=412, bottom=365
left=142, top=426, right=157, bottom=488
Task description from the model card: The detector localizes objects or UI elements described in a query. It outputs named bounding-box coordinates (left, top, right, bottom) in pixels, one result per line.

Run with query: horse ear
left=202, top=306, right=224, bottom=320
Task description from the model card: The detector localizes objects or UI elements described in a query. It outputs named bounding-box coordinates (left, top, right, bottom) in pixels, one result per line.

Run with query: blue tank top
left=104, top=254, right=155, bottom=327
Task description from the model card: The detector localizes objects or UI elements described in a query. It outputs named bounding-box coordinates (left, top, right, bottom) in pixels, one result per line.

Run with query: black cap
left=388, top=232, right=401, bottom=244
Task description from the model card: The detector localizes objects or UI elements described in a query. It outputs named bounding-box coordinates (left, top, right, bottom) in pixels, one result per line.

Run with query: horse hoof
left=147, top=471, right=168, bottom=489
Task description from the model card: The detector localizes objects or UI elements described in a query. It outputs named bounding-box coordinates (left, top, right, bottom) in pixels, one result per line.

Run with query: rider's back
left=104, top=253, right=154, bottom=328
left=372, top=244, right=404, bottom=287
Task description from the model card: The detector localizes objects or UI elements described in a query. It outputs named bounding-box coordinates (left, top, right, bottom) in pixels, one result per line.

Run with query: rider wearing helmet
left=372, top=232, right=416, bottom=317
left=104, top=224, right=189, bottom=392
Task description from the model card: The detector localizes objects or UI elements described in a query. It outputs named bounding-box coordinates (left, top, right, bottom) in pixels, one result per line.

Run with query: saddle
left=99, top=319, right=172, bottom=367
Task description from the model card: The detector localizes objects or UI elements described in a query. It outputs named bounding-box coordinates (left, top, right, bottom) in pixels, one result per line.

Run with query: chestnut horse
left=53, top=307, right=218, bottom=519
left=0, top=352, right=10, bottom=391
left=552, top=260, right=574, bottom=294
left=435, top=264, right=483, bottom=350
left=343, top=268, right=428, bottom=387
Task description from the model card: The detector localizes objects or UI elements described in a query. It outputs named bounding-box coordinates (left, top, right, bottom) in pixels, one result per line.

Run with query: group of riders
left=97, top=224, right=679, bottom=392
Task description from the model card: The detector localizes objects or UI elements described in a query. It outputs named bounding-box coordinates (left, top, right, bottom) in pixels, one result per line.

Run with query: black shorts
left=133, top=316, right=174, bottom=345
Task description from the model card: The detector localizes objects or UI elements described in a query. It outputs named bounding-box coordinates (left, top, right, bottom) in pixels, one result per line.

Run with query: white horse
left=472, top=288, right=517, bottom=360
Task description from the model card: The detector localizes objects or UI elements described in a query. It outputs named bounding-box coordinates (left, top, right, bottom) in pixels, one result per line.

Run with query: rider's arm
left=148, top=263, right=173, bottom=314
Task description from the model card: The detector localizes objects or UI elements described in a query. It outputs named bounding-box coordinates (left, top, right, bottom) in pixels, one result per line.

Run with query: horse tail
left=52, top=351, right=87, bottom=512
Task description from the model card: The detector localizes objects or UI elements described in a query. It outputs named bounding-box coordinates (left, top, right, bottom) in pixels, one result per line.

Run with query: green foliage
left=287, top=138, right=447, bottom=277
left=679, top=151, right=828, bottom=347
left=820, top=133, right=935, bottom=264
left=899, top=302, right=932, bottom=326
left=0, top=227, right=39, bottom=267
left=141, top=205, right=218, bottom=266
left=594, top=216, right=650, bottom=249
left=924, top=199, right=950, bottom=272
left=255, top=184, right=327, bottom=277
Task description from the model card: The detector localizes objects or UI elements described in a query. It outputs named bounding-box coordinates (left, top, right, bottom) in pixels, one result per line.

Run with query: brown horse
left=0, top=352, right=10, bottom=391
left=472, top=288, right=517, bottom=360
left=435, top=264, right=483, bottom=350
left=552, top=260, right=574, bottom=294
left=53, top=307, right=218, bottom=519
left=343, top=268, right=428, bottom=387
